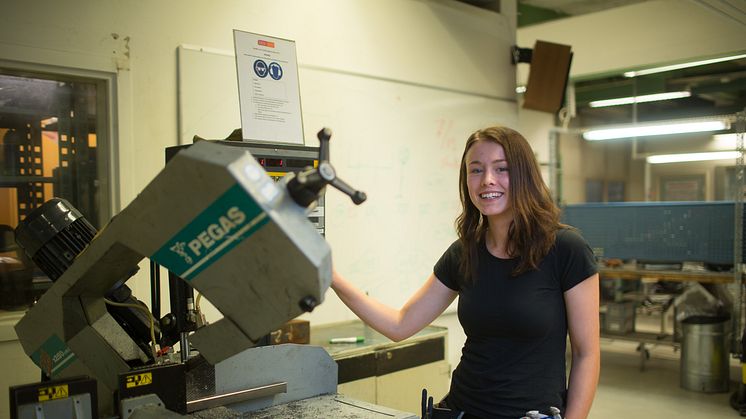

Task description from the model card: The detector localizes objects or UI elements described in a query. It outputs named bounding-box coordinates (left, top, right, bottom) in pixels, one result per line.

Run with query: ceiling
left=507, top=0, right=746, bottom=131
left=458, top=0, right=654, bottom=24
left=573, top=56, right=746, bottom=128
left=520, top=0, right=648, bottom=15
left=517, top=0, right=746, bottom=27
left=518, top=0, right=650, bottom=25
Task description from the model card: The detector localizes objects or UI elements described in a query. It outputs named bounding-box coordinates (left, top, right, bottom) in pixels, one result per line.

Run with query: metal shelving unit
left=734, top=108, right=746, bottom=356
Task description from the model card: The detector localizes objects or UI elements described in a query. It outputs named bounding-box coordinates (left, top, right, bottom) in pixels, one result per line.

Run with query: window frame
left=0, top=59, right=118, bottom=227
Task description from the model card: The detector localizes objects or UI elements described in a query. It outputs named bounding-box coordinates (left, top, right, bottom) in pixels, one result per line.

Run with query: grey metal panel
left=214, top=344, right=337, bottom=413
left=246, top=394, right=419, bottom=418
left=16, top=394, right=95, bottom=419
left=189, top=318, right=255, bottom=365
left=91, top=312, right=148, bottom=362
left=132, top=395, right=419, bottom=418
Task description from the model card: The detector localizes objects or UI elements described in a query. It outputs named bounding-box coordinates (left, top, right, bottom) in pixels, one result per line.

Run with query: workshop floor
left=591, top=338, right=739, bottom=418
left=438, top=312, right=741, bottom=418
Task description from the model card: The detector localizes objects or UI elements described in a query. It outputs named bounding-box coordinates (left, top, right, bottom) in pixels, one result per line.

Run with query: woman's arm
left=563, top=273, right=600, bottom=419
left=331, top=270, right=458, bottom=342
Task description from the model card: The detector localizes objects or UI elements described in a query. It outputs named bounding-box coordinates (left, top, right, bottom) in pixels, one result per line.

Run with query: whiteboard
left=177, top=45, right=517, bottom=317
left=178, top=46, right=241, bottom=145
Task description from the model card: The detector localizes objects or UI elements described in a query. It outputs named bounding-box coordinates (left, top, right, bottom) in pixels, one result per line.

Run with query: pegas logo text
left=182, top=206, right=247, bottom=259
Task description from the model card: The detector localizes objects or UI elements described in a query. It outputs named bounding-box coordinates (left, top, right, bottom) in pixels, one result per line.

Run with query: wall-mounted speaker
left=522, top=40, right=573, bottom=114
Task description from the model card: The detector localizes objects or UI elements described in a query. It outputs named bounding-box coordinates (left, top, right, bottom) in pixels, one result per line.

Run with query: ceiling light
left=713, top=133, right=746, bottom=151
left=583, top=120, right=728, bottom=141
left=713, top=133, right=737, bottom=147
left=624, top=53, right=746, bottom=78
left=515, top=85, right=526, bottom=94
left=589, top=91, right=691, bottom=108
left=647, top=151, right=742, bottom=164
left=713, top=133, right=738, bottom=141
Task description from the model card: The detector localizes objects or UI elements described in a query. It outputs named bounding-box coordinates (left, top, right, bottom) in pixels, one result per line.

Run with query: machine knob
left=286, top=128, right=367, bottom=208
left=298, top=295, right=318, bottom=312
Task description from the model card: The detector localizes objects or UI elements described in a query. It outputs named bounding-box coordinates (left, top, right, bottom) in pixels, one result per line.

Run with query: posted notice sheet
left=234, top=30, right=304, bottom=144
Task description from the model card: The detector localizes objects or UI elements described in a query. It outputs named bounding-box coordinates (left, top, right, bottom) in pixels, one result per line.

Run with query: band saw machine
left=10, top=128, right=417, bottom=418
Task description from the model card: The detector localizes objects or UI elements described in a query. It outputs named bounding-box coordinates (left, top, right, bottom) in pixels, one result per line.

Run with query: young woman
left=332, top=126, right=599, bottom=419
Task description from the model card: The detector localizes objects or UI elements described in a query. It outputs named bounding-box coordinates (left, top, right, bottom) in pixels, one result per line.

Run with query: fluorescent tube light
left=713, top=133, right=738, bottom=149
left=647, top=151, right=741, bottom=164
left=589, top=91, right=690, bottom=108
left=713, top=133, right=738, bottom=141
left=583, top=120, right=728, bottom=141
left=624, top=53, right=746, bottom=78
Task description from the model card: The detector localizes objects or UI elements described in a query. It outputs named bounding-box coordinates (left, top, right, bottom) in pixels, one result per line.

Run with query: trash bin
left=680, top=315, right=731, bottom=393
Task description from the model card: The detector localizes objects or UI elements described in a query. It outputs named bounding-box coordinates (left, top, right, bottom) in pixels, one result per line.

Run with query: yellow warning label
left=266, top=172, right=288, bottom=179
left=38, top=384, right=69, bottom=401
left=125, top=372, right=153, bottom=388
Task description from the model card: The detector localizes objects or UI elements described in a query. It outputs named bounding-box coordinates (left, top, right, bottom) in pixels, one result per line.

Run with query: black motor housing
left=14, top=198, right=96, bottom=281
left=15, top=198, right=158, bottom=364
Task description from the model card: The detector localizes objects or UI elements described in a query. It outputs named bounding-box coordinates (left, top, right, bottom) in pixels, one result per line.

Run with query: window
left=0, top=68, right=112, bottom=309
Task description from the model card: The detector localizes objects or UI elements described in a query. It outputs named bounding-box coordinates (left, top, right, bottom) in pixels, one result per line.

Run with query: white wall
left=0, top=313, right=39, bottom=419
left=1, top=0, right=515, bottom=207
left=0, top=0, right=516, bottom=305
left=0, top=2, right=520, bottom=405
left=516, top=0, right=746, bottom=203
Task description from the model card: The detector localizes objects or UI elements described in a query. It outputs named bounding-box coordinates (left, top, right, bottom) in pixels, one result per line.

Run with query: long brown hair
left=455, top=126, right=561, bottom=285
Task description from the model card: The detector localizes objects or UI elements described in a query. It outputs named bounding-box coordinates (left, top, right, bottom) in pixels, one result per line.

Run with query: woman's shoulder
left=447, top=238, right=463, bottom=250
left=554, top=226, right=591, bottom=250
left=435, top=239, right=467, bottom=272
left=434, top=239, right=465, bottom=291
left=442, top=239, right=463, bottom=259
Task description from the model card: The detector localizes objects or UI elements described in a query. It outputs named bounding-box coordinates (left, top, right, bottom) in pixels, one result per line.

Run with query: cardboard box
left=269, top=319, right=310, bottom=344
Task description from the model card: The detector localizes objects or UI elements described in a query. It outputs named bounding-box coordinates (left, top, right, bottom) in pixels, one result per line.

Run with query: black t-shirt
left=434, top=228, right=597, bottom=419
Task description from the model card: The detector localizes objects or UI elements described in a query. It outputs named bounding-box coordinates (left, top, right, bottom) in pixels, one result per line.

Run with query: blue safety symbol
left=253, top=59, right=268, bottom=78
left=268, top=62, right=283, bottom=80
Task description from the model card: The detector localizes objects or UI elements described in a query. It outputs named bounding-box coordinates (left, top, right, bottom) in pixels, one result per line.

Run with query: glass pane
left=0, top=71, right=107, bottom=310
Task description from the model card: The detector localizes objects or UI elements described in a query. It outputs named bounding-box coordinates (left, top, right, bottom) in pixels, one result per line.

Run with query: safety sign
left=268, top=62, right=283, bottom=80
left=253, top=59, right=268, bottom=78
left=234, top=30, right=303, bottom=145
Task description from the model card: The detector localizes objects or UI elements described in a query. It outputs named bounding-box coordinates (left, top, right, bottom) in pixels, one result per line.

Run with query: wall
left=516, top=0, right=746, bottom=202
left=0, top=0, right=517, bottom=313
left=0, top=2, right=519, bottom=411
left=0, top=313, right=40, bottom=419
left=562, top=132, right=743, bottom=203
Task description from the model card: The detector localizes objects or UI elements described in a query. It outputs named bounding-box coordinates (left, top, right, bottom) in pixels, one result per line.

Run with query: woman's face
left=465, top=140, right=511, bottom=220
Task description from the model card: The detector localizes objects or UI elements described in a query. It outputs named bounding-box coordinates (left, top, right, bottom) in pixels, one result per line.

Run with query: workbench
left=599, top=268, right=737, bottom=284
left=598, top=267, right=739, bottom=370
left=311, top=320, right=450, bottom=414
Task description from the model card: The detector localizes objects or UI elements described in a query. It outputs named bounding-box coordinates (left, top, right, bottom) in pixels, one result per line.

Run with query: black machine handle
left=287, top=128, right=367, bottom=207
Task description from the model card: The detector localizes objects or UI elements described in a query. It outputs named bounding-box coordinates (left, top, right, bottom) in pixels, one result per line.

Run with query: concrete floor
left=435, top=311, right=742, bottom=417
left=591, top=339, right=739, bottom=418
